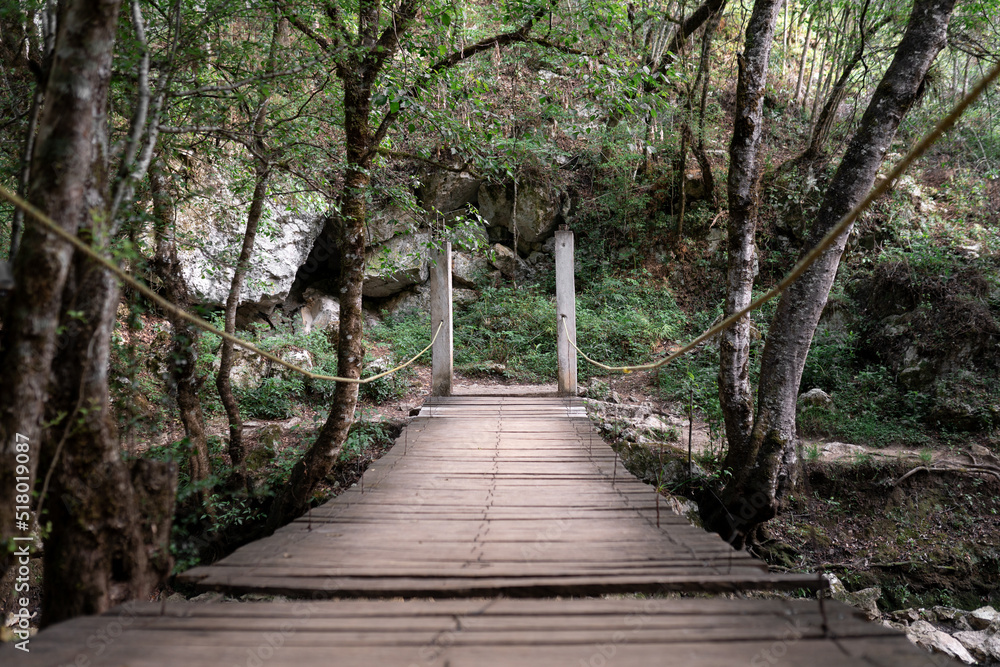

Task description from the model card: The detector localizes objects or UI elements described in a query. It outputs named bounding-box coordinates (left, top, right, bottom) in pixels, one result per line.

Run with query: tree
left=0, top=0, right=177, bottom=623
left=717, top=0, right=785, bottom=481
left=267, top=0, right=560, bottom=527
left=705, top=0, right=959, bottom=548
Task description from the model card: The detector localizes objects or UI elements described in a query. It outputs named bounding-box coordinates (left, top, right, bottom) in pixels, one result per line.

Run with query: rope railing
left=564, top=60, right=1000, bottom=375
left=0, top=182, right=443, bottom=384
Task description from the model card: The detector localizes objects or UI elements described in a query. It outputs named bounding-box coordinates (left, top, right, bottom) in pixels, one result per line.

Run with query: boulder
left=299, top=288, right=340, bottom=334
left=477, top=181, right=570, bottom=252
left=448, top=220, right=489, bottom=251
left=477, top=182, right=514, bottom=230
left=420, top=170, right=482, bottom=214
left=969, top=607, right=1000, bottom=631
left=798, top=388, right=833, bottom=408
left=488, top=243, right=519, bottom=278
left=453, top=288, right=479, bottom=307
left=177, top=198, right=325, bottom=310
left=954, top=630, right=1000, bottom=663
left=280, top=348, right=314, bottom=371
left=363, top=233, right=430, bottom=297
left=452, top=251, right=491, bottom=288
left=219, top=348, right=269, bottom=390
left=365, top=205, right=419, bottom=248
left=380, top=284, right=431, bottom=318
left=905, top=620, right=976, bottom=664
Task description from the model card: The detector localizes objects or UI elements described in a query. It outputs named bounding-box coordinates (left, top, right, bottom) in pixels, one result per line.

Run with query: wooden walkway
left=6, top=395, right=956, bottom=665
left=13, top=598, right=947, bottom=666
left=178, top=396, right=821, bottom=596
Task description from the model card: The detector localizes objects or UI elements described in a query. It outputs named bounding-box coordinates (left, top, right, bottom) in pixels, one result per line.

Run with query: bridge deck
left=7, top=396, right=956, bottom=665
left=178, top=396, right=821, bottom=596
left=12, top=597, right=946, bottom=666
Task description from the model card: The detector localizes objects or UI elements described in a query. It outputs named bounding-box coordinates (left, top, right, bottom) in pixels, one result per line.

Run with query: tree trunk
left=794, top=13, right=813, bottom=102
left=150, top=168, right=211, bottom=491
left=216, top=22, right=281, bottom=478
left=718, top=0, right=784, bottom=477
left=41, top=255, right=175, bottom=627
left=706, top=0, right=958, bottom=548
left=267, top=79, right=370, bottom=528
left=803, top=43, right=865, bottom=160
left=0, top=0, right=122, bottom=584
left=809, top=31, right=832, bottom=121
left=216, top=163, right=271, bottom=478
left=646, top=0, right=727, bottom=88
left=802, top=37, right=820, bottom=109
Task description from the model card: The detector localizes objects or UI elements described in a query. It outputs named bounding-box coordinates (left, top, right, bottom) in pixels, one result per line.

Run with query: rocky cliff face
left=171, top=163, right=573, bottom=329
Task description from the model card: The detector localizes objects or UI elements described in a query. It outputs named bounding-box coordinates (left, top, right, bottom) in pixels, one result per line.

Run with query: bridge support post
left=431, top=241, right=453, bottom=396
left=555, top=229, right=577, bottom=396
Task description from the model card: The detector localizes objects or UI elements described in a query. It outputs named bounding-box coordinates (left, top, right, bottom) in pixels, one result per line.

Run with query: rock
left=365, top=205, right=419, bottom=247
left=488, top=243, right=519, bottom=278
left=219, top=348, right=269, bottom=390
left=969, top=607, right=1000, bottom=631
left=280, top=348, right=314, bottom=370
left=931, top=606, right=965, bottom=622
left=906, top=620, right=976, bottom=664
left=477, top=182, right=514, bottom=229
left=363, top=232, right=431, bottom=297
left=300, top=288, right=340, bottom=334
left=841, top=587, right=882, bottom=621
left=452, top=251, right=491, bottom=287
left=453, top=288, right=479, bottom=307
left=821, top=442, right=867, bottom=459
left=798, top=388, right=833, bottom=408
left=449, top=221, right=489, bottom=251
left=380, top=284, right=431, bottom=318
left=667, top=495, right=701, bottom=525
left=511, top=183, right=569, bottom=245
left=420, top=170, right=481, bottom=214
left=366, top=356, right=393, bottom=375
left=899, top=356, right=938, bottom=391
left=706, top=228, right=726, bottom=255
left=178, top=203, right=325, bottom=310
left=823, top=573, right=848, bottom=598
left=477, top=181, right=569, bottom=252
left=257, top=424, right=283, bottom=450
left=953, top=630, right=1000, bottom=663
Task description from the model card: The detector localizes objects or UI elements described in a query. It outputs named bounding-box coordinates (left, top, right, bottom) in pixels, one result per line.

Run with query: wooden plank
left=3, top=599, right=954, bottom=667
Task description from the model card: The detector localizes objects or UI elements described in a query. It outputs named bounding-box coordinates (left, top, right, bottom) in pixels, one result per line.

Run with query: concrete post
left=430, top=242, right=453, bottom=396
left=555, top=230, right=577, bottom=396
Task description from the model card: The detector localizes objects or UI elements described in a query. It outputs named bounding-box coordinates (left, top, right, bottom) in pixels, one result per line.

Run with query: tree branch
left=365, top=0, right=558, bottom=158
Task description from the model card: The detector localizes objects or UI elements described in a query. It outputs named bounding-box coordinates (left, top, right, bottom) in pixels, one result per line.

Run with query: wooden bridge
left=8, top=395, right=951, bottom=666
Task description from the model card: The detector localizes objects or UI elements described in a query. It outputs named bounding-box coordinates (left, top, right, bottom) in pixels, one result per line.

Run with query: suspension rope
left=0, top=181, right=443, bottom=384
left=565, top=59, right=1000, bottom=375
